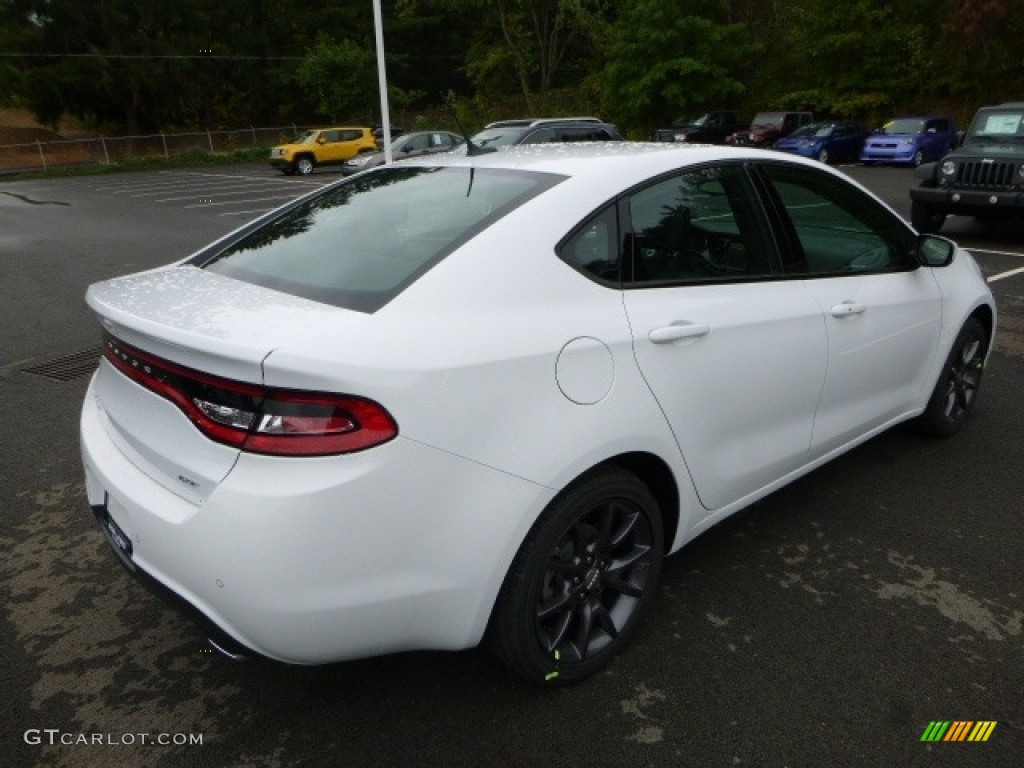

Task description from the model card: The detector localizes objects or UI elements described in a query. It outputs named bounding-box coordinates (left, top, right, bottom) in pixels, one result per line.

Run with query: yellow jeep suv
left=270, top=127, right=379, bottom=175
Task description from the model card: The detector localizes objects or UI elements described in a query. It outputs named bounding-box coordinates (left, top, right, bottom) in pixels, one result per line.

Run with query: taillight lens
left=101, top=333, right=397, bottom=456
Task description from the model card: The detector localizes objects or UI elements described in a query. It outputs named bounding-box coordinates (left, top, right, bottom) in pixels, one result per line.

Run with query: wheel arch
left=970, top=303, right=995, bottom=351
left=581, top=451, right=682, bottom=554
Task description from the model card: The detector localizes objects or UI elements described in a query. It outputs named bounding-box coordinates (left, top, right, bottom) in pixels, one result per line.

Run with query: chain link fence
left=0, top=126, right=305, bottom=173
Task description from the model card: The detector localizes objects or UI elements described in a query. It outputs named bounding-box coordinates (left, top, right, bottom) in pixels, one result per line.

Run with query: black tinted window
left=200, top=167, right=563, bottom=312
left=625, top=164, right=778, bottom=284
left=760, top=163, right=916, bottom=275
left=559, top=206, right=619, bottom=282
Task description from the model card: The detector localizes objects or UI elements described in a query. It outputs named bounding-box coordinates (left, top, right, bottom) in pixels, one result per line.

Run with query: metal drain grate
left=22, top=347, right=102, bottom=382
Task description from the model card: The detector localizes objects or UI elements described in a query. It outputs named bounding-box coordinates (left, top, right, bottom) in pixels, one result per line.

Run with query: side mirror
left=916, top=234, right=955, bottom=267
left=316, top=137, right=325, bottom=144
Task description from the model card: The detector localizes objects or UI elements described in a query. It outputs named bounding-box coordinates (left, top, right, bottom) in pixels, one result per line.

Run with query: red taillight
left=101, top=333, right=397, bottom=456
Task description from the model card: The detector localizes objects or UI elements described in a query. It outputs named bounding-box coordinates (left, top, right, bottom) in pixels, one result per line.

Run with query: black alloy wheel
left=914, top=317, right=987, bottom=437
left=488, top=467, right=664, bottom=684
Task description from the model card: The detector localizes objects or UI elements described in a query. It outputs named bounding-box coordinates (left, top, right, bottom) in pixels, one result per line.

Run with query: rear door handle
left=648, top=323, right=711, bottom=343
left=830, top=301, right=867, bottom=318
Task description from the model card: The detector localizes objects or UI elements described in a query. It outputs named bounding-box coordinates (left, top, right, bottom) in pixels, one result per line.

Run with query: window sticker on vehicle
left=982, top=115, right=1021, bottom=134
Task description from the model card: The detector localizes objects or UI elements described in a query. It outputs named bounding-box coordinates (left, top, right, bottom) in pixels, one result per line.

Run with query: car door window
left=406, top=134, right=430, bottom=151
left=758, top=162, right=916, bottom=275
left=624, top=164, right=779, bottom=284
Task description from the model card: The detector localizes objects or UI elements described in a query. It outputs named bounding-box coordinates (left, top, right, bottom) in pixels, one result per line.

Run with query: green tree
left=402, top=0, right=611, bottom=114
left=600, top=0, right=750, bottom=135
left=940, top=0, right=1024, bottom=115
left=296, top=38, right=377, bottom=123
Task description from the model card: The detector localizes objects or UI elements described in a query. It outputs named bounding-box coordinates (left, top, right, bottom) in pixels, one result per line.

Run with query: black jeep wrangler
left=910, top=102, right=1024, bottom=233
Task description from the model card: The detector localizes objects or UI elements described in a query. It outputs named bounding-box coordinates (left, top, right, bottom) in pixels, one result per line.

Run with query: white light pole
left=372, top=0, right=393, bottom=164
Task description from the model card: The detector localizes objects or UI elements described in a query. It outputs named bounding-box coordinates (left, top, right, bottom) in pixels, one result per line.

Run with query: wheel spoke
left=537, top=583, right=576, bottom=620
left=540, top=606, right=574, bottom=653
left=602, top=573, right=645, bottom=599
left=607, top=542, right=652, bottom=573
left=591, top=597, right=619, bottom=641
left=572, top=599, right=596, bottom=653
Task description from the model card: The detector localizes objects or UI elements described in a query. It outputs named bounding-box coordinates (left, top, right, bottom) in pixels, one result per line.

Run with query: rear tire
left=488, top=467, right=664, bottom=685
left=913, top=317, right=987, bottom=437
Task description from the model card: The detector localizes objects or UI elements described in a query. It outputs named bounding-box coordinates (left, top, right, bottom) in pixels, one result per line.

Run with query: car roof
left=483, top=117, right=606, bottom=129
left=404, top=141, right=831, bottom=189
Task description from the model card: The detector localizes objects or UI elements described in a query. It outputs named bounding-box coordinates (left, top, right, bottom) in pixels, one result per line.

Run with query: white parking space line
left=184, top=194, right=300, bottom=209
left=987, top=266, right=1024, bottom=283
left=126, top=179, right=280, bottom=195
left=969, top=247, right=1024, bottom=259
left=153, top=185, right=302, bottom=202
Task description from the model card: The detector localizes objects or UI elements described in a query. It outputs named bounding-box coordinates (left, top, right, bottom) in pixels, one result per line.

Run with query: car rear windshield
left=197, top=166, right=563, bottom=312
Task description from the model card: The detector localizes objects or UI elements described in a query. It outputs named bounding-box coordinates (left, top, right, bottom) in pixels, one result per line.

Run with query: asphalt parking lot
left=1, top=161, right=1021, bottom=768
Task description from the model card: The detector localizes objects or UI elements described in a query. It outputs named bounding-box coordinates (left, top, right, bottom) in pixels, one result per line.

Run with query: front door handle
left=830, top=301, right=867, bottom=318
left=648, top=322, right=711, bottom=343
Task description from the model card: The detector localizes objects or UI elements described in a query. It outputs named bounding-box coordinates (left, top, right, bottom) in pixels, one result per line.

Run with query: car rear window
left=198, top=166, right=563, bottom=312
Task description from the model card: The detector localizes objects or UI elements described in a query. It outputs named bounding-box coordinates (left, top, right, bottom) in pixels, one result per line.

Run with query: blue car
left=773, top=121, right=868, bottom=164
left=860, top=116, right=957, bottom=167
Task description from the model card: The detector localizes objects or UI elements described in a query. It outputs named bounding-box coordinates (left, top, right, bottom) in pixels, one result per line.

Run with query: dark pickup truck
left=910, top=102, right=1024, bottom=233
left=652, top=111, right=740, bottom=144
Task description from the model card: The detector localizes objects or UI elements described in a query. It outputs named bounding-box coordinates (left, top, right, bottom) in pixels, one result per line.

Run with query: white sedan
left=81, top=143, right=995, bottom=684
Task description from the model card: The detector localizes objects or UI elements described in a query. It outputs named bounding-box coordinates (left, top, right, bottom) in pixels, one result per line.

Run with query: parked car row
left=270, top=118, right=625, bottom=175
left=653, top=109, right=961, bottom=168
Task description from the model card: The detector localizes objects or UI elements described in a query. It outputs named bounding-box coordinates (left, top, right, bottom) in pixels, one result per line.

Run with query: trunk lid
left=86, top=265, right=367, bottom=502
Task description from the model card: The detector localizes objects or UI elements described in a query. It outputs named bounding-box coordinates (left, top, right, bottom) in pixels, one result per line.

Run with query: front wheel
left=817, top=148, right=830, bottom=164
left=294, top=156, right=315, bottom=175
left=488, top=467, right=664, bottom=684
left=913, top=317, right=987, bottom=437
left=911, top=199, right=946, bottom=234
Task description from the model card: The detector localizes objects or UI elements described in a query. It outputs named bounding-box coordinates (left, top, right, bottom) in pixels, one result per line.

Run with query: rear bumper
left=81, top=377, right=551, bottom=664
left=90, top=500, right=260, bottom=658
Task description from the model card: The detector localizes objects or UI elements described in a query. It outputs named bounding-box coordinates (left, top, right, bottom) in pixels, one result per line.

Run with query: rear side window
left=559, top=206, right=620, bottom=282
left=624, top=164, right=779, bottom=284
left=199, top=166, right=563, bottom=312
